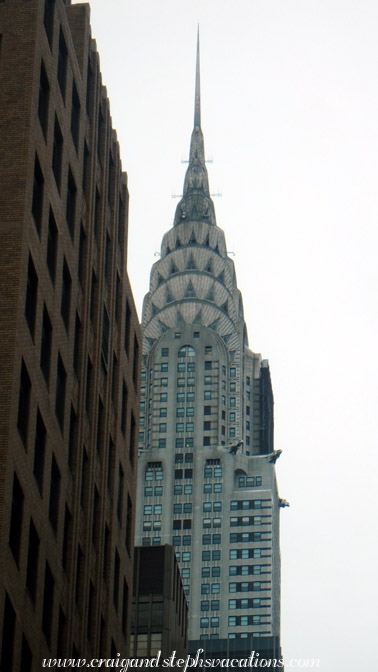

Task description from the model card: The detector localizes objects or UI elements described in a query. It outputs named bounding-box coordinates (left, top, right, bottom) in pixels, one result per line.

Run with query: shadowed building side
left=0, top=0, right=140, bottom=665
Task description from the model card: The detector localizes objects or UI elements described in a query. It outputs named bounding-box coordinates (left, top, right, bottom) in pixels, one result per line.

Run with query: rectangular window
left=25, top=255, right=38, bottom=340
left=49, top=454, right=60, bottom=533
left=47, top=209, right=58, bottom=282
left=71, top=80, right=80, bottom=150
left=161, top=348, right=169, bottom=357
left=32, top=155, right=44, bottom=234
left=55, top=354, right=66, bottom=430
left=43, top=0, right=55, bottom=46
left=66, top=168, right=77, bottom=239
left=17, top=360, right=31, bottom=445
left=40, top=305, right=52, bottom=385
left=9, top=473, right=24, bottom=564
left=42, top=563, right=54, bottom=645
left=52, top=116, right=63, bottom=191
left=57, top=28, right=68, bottom=99
left=26, top=519, right=40, bottom=601
left=33, top=410, right=46, bottom=494
left=38, top=61, right=50, bottom=138
left=61, top=258, right=71, bottom=330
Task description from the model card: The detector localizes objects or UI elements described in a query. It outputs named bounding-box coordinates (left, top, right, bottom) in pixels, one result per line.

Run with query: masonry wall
left=0, top=0, right=140, bottom=667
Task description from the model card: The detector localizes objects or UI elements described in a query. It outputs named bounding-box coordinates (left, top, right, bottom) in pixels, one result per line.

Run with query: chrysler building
left=135, top=35, right=282, bottom=648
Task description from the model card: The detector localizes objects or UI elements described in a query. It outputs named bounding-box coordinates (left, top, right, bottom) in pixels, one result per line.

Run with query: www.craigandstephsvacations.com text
left=42, top=650, right=320, bottom=670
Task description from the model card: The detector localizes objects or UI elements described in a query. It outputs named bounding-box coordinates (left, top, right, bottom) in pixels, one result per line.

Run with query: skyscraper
left=0, top=0, right=140, bottom=664
left=135, top=36, right=282, bottom=648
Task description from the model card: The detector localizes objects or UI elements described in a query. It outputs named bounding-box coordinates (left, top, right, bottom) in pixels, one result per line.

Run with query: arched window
left=178, top=345, right=195, bottom=358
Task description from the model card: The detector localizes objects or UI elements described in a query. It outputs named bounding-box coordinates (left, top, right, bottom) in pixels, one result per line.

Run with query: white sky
left=86, top=2, right=378, bottom=669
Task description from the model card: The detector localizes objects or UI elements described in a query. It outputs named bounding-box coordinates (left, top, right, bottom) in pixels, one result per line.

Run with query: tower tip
left=194, top=27, right=201, bottom=128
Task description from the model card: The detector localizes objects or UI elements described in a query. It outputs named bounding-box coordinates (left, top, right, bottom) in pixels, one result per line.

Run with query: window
left=200, top=618, right=209, bottom=628
left=45, top=212, right=58, bottom=285
left=205, top=361, right=212, bottom=370
left=178, top=345, right=195, bottom=357
left=184, top=503, right=192, bottom=513
left=32, top=154, right=44, bottom=233
left=174, top=485, right=182, bottom=495
left=230, top=367, right=236, bottom=378
left=230, top=397, right=236, bottom=407
left=17, top=360, right=31, bottom=445
left=61, top=258, right=71, bottom=330
left=9, top=473, right=24, bottom=564
left=212, top=534, right=221, bottom=544
left=160, top=377, right=168, bottom=387
left=212, top=567, right=220, bottom=577
left=70, top=80, right=80, bottom=150
left=214, top=483, right=222, bottom=493
left=155, top=486, right=163, bottom=495
left=33, top=410, right=46, bottom=494
left=52, top=117, right=63, bottom=191
left=177, top=363, right=185, bottom=373
left=26, top=519, right=40, bottom=601
left=186, top=407, right=194, bottom=417
left=187, top=362, right=195, bottom=372
left=186, top=422, right=194, bottom=432
left=161, top=348, right=169, bottom=357
left=205, top=346, right=212, bottom=355
left=176, top=423, right=184, bottom=433
left=201, top=601, right=209, bottom=611
left=161, top=363, right=168, bottom=372
left=49, top=455, right=60, bottom=534
left=210, top=617, right=219, bottom=627
left=187, top=391, right=195, bottom=401
left=25, top=256, right=39, bottom=341
left=158, top=439, right=166, bottom=449
left=160, top=393, right=167, bottom=402
left=213, top=518, right=221, bottom=528
left=38, top=61, right=50, bottom=138
left=184, top=485, right=192, bottom=495
left=177, top=393, right=185, bottom=402
left=182, top=552, right=191, bottom=562
left=177, top=408, right=184, bottom=417
left=204, top=376, right=212, bottom=385
left=43, top=0, right=55, bottom=46
left=211, top=583, right=220, bottom=594
left=42, top=563, right=55, bottom=645
left=55, top=355, right=66, bottom=430
left=177, top=379, right=185, bottom=388
left=204, top=391, right=212, bottom=400
left=159, top=423, right=166, bottom=433
left=202, top=534, right=211, bottom=545
left=40, top=305, right=52, bottom=384
left=57, top=29, right=68, bottom=99
left=201, top=584, right=210, bottom=595
left=144, top=505, right=152, bottom=515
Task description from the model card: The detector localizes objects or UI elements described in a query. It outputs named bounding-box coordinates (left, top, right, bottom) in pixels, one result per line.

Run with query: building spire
left=194, top=26, right=201, bottom=128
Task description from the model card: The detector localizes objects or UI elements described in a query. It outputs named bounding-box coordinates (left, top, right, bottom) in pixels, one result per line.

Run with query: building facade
left=131, top=545, right=188, bottom=663
left=0, top=0, right=140, bottom=666
left=135, top=38, right=282, bottom=646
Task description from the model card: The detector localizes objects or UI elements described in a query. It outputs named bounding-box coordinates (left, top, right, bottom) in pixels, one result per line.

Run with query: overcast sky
left=86, top=2, right=378, bottom=669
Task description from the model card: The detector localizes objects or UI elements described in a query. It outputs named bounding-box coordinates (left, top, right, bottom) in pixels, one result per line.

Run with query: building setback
left=135, top=36, right=283, bottom=647
left=0, top=0, right=140, bottom=666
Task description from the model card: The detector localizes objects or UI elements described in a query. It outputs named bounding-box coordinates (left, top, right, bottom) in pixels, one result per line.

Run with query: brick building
left=0, top=0, right=140, bottom=667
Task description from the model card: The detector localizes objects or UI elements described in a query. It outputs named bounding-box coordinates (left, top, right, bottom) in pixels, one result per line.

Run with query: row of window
left=229, top=582, right=270, bottom=593
left=200, top=617, right=219, bottom=628
left=238, top=476, right=262, bottom=488
left=160, top=345, right=213, bottom=357
left=230, top=516, right=271, bottom=527
left=201, top=584, right=220, bottom=594
left=230, top=532, right=270, bottom=543
left=230, top=499, right=270, bottom=510
left=144, top=486, right=163, bottom=497
left=229, top=598, right=269, bottom=609
left=228, top=615, right=270, bottom=626
left=173, top=503, right=192, bottom=513
left=200, top=600, right=220, bottom=612
left=229, top=565, right=270, bottom=576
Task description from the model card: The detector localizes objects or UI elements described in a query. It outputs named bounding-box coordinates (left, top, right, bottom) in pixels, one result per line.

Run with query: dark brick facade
left=0, top=0, right=140, bottom=666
